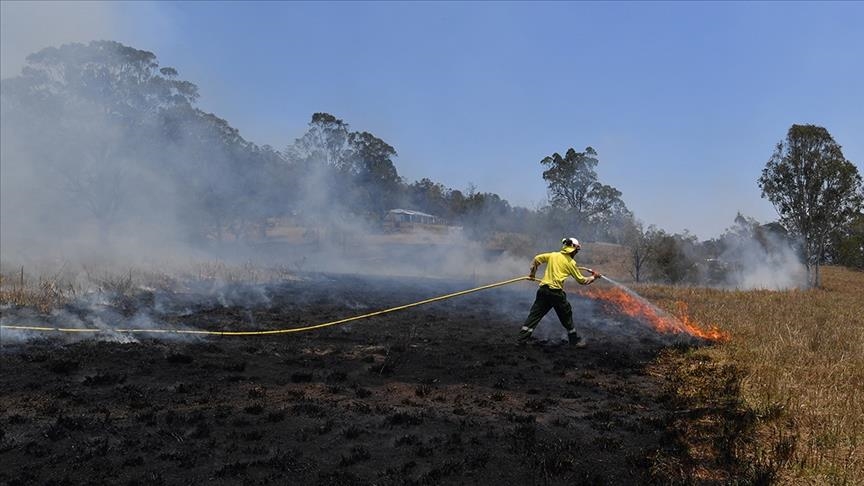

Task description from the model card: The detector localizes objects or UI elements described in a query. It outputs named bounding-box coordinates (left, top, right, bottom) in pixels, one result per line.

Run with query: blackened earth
left=1, top=274, right=695, bottom=485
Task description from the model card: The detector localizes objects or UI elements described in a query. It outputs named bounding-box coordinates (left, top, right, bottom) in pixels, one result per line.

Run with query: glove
left=528, top=273, right=536, bottom=280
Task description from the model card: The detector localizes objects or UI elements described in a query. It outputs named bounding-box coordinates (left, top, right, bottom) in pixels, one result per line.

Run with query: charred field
left=1, top=273, right=718, bottom=485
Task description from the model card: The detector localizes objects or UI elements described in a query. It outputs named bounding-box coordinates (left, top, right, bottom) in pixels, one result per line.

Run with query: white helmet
left=561, top=237, right=581, bottom=253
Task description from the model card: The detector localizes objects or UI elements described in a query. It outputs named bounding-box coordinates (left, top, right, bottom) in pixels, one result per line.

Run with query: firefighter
left=518, top=237, right=601, bottom=346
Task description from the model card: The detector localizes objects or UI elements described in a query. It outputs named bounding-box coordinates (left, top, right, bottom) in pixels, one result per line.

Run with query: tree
left=651, top=231, right=699, bottom=284
left=60, top=129, right=126, bottom=239
left=348, top=131, right=401, bottom=215
left=21, top=41, right=198, bottom=123
left=3, top=40, right=301, bottom=246
left=540, top=146, right=628, bottom=237
left=286, top=112, right=351, bottom=170
left=828, top=212, right=864, bottom=269
left=758, top=125, right=863, bottom=287
left=2, top=41, right=202, bottom=241
left=621, top=218, right=660, bottom=282
left=285, top=114, right=407, bottom=221
left=406, top=178, right=449, bottom=217
left=460, top=190, right=513, bottom=240
left=283, top=113, right=354, bottom=225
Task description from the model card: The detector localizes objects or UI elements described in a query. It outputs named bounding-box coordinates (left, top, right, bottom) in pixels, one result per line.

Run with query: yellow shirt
left=533, top=251, right=591, bottom=289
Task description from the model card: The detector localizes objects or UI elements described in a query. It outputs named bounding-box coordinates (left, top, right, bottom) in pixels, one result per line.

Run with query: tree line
left=0, top=41, right=631, bottom=246
left=1, top=41, right=861, bottom=285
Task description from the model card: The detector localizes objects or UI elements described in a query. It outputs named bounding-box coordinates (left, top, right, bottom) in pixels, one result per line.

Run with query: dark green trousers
left=519, top=285, right=578, bottom=341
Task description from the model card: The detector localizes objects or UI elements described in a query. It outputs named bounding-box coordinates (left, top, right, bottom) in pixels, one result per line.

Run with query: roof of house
left=387, top=209, right=439, bottom=219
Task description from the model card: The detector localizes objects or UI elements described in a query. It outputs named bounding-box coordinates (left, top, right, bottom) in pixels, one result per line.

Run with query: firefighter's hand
left=528, top=273, right=536, bottom=280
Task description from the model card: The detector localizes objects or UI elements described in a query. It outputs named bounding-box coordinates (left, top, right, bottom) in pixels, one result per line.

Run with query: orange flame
left=578, top=287, right=729, bottom=342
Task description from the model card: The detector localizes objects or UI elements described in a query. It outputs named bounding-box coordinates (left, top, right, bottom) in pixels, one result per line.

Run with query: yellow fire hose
left=0, top=276, right=533, bottom=337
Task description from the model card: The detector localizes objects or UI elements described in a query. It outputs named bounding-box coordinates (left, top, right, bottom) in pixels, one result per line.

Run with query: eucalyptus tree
left=1, top=41, right=199, bottom=241
left=2, top=40, right=289, bottom=245
left=758, top=124, right=863, bottom=287
left=539, top=146, right=628, bottom=239
left=285, top=112, right=352, bottom=171
left=348, top=131, right=401, bottom=216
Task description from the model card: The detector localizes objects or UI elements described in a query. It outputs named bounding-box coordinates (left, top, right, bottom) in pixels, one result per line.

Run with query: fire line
left=579, top=276, right=729, bottom=342
left=1, top=275, right=728, bottom=341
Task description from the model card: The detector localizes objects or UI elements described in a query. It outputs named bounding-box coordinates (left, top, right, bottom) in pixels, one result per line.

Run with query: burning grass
left=639, top=266, right=864, bottom=484
left=578, top=284, right=730, bottom=342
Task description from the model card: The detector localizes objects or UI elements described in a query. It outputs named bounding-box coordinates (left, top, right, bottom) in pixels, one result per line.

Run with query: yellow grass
left=640, top=266, right=864, bottom=484
left=0, top=271, right=73, bottom=313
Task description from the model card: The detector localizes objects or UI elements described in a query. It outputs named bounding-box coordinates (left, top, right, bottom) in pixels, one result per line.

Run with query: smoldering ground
left=1, top=270, right=709, bottom=485
left=1, top=266, right=696, bottom=351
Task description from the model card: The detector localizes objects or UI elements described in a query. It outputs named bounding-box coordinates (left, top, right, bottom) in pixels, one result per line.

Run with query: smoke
left=722, top=238, right=805, bottom=290
left=1, top=304, right=138, bottom=346
left=0, top=1, right=117, bottom=80
left=0, top=157, right=187, bottom=269
left=1, top=35, right=530, bottom=287
left=0, top=269, right=289, bottom=344
left=0, top=9, right=743, bottom=351
left=716, top=219, right=807, bottom=290
left=1, top=54, right=196, bottom=267
left=0, top=33, right=743, bottom=346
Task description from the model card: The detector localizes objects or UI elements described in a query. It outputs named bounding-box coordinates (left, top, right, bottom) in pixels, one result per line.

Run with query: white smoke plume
left=716, top=217, right=807, bottom=290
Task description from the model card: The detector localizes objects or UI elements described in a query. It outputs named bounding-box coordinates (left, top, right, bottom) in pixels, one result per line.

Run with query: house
left=383, top=209, right=446, bottom=229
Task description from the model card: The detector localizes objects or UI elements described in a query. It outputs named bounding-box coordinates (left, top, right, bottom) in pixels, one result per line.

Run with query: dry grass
left=640, top=266, right=864, bottom=484
left=0, top=261, right=301, bottom=314
left=0, top=267, right=76, bottom=313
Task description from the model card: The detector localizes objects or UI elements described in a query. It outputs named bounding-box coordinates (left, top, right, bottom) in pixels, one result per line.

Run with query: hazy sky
left=2, top=1, right=862, bottom=239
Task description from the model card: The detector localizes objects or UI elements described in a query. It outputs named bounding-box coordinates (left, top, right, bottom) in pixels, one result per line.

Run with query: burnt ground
left=0, top=273, right=706, bottom=485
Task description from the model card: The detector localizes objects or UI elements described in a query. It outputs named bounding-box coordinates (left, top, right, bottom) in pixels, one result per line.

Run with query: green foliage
left=283, top=114, right=403, bottom=220
left=459, top=190, right=513, bottom=240
left=758, top=124, right=863, bottom=286
left=19, top=40, right=198, bottom=119
left=347, top=131, right=400, bottom=216
left=650, top=232, right=699, bottom=284
left=539, top=146, right=629, bottom=238
left=285, top=112, right=352, bottom=171
left=828, top=212, right=864, bottom=269
left=406, top=178, right=451, bottom=218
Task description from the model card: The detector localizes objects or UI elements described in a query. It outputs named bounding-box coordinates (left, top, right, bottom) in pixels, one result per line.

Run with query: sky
left=2, top=0, right=862, bottom=240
